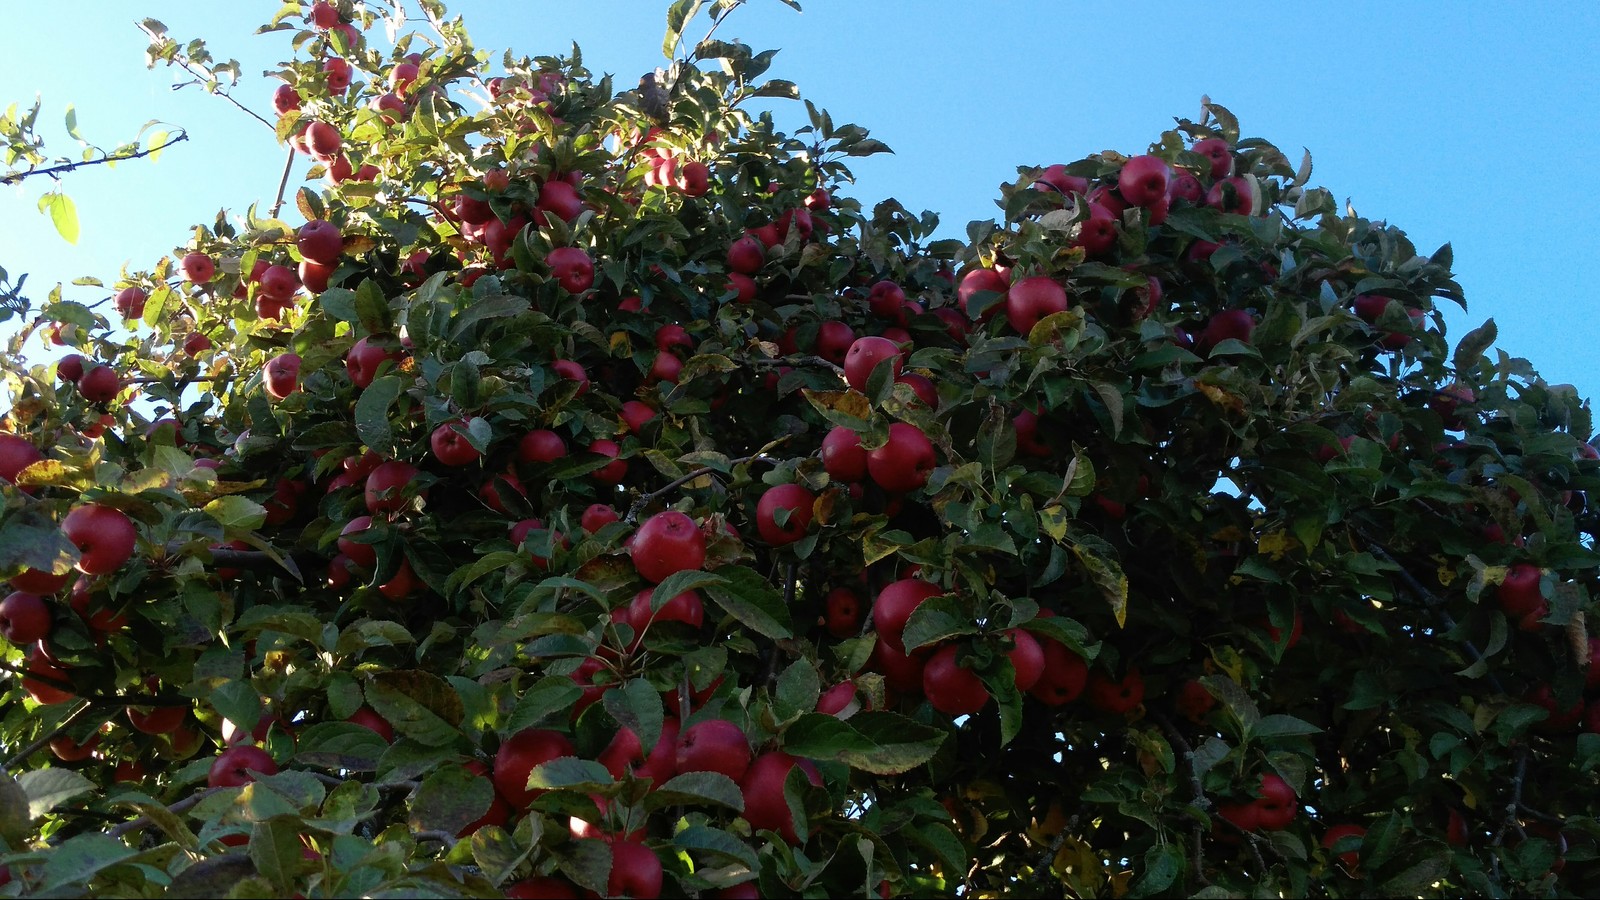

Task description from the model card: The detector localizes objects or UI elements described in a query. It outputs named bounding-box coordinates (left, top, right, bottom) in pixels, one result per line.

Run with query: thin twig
left=623, top=450, right=777, bottom=523
left=269, top=148, right=297, bottom=219
left=2, top=701, right=104, bottom=770
left=742, top=353, right=845, bottom=377
left=0, top=133, right=190, bottom=186
left=0, top=660, right=192, bottom=708
left=1363, top=538, right=1506, bottom=694
left=1151, top=711, right=1210, bottom=888
left=136, top=22, right=276, bottom=131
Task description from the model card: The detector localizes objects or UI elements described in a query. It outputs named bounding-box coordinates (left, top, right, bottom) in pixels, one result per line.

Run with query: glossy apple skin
left=741, top=751, right=821, bottom=844
left=872, top=578, right=944, bottom=653
left=756, top=483, right=815, bottom=546
left=493, top=728, right=576, bottom=809
left=821, top=427, right=869, bottom=482
left=631, top=510, right=706, bottom=583
left=675, top=718, right=752, bottom=781
left=1004, top=276, right=1068, bottom=334
left=867, top=423, right=936, bottom=494
left=61, top=504, right=138, bottom=575
left=843, top=336, right=903, bottom=392
left=1118, top=154, right=1170, bottom=208
left=207, top=744, right=279, bottom=788
left=0, top=592, right=52, bottom=644
left=922, top=643, right=989, bottom=715
left=607, top=840, right=663, bottom=900
left=0, top=434, right=43, bottom=485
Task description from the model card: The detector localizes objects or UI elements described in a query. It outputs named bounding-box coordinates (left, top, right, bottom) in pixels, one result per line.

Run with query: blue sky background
left=2, top=1, right=1597, bottom=408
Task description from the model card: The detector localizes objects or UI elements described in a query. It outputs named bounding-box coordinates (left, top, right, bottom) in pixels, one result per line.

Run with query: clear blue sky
left=3, top=1, right=1598, bottom=407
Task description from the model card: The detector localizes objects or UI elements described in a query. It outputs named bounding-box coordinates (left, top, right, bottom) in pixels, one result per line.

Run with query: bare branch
left=1, top=132, right=190, bottom=186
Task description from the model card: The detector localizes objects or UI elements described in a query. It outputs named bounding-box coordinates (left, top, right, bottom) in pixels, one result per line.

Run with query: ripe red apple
left=305, top=121, right=342, bottom=160
left=647, top=351, right=682, bottom=385
left=10, top=567, right=69, bottom=596
left=1206, top=176, right=1255, bottom=215
left=181, top=252, right=215, bottom=284
left=365, top=460, right=421, bottom=514
left=1033, top=163, right=1089, bottom=196
left=262, top=353, right=301, bottom=401
left=628, top=586, right=704, bottom=630
left=843, top=335, right=903, bottom=392
left=23, top=649, right=75, bottom=704
left=61, top=504, right=137, bottom=575
left=258, top=264, right=300, bottom=303
left=0, top=592, right=52, bottom=644
left=726, top=235, right=765, bottom=275
left=183, top=332, right=213, bottom=356
left=599, top=717, right=679, bottom=783
left=675, top=718, right=752, bottom=781
left=430, top=421, right=480, bottom=466
left=493, top=728, right=576, bottom=809
left=631, top=510, right=706, bottom=583
left=587, top=439, right=628, bottom=484
left=755, top=483, right=815, bottom=546
left=535, top=180, right=584, bottom=224
left=390, top=61, right=420, bottom=97
left=958, top=268, right=1008, bottom=320
left=923, top=643, right=990, bottom=716
left=113, top=286, right=148, bottom=318
left=546, top=247, right=594, bottom=293
left=1254, top=773, right=1298, bottom=830
left=518, top=429, right=567, bottom=464
left=377, top=557, right=419, bottom=601
left=810, top=321, right=855, bottom=366
left=1175, top=678, right=1217, bottom=723
left=0, top=434, right=43, bottom=485
left=867, top=280, right=909, bottom=323
left=346, top=339, right=401, bottom=390
left=347, top=705, right=395, bottom=742
left=740, top=751, right=821, bottom=844
left=872, top=578, right=943, bottom=653
left=207, top=744, right=279, bottom=788
left=1005, top=276, right=1069, bottom=334
left=552, top=359, right=589, bottom=395
left=297, top=220, right=343, bottom=264
left=1118, top=155, right=1171, bottom=208
left=309, top=0, right=339, bottom=28
left=1075, top=203, right=1118, bottom=256
left=1195, top=309, right=1256, bottom=355
left=822, top=586, right=863, bottom=638
left=77, top=364, right=120, bottom=403
left=821, top=427, right=869, bottom=483
left=867, top=422, right=936, bottom=494
left=1497, top=563, right=1546, bottom=627
left=127, top=703, right=187, bottom=735
left=1352, top=293, right=1391, bottom=324
left=607, top=839, right=663, bottom=900
left=503, top=877, right=581, bottom=900
left=1006, top=629, right=1045, bottom=691
left=725, top=272, right=758, bottom=303
left=1191, top=138, right=1233, bottom=178
left=870, top=638, right=927, bottom=697
left=1322, top=823, right=1366, bottom=870
left=581, top=504, right=619, bottom=533
left=56, top=353, right=85, bottom=383
left=1086, top=668, right=1144, bottom=715
left=272, top=83, right=301, bottom=115
left=337, top=515, right=378, bottom=568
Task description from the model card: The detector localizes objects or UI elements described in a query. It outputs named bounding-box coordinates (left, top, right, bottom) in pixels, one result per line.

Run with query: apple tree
left=2, top=1, right=1599, bottom=897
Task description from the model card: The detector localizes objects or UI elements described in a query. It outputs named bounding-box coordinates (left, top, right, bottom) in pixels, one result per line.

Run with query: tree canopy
left=2, top=2, right=1599, bottom=898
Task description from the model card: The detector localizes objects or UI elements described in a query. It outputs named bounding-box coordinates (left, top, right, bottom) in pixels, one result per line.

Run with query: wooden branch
left=0, top=132, right=190, bottom=186
left=623, top=449, right=778, bottom=523
left=106, top=786, right=226, bottom=839
left=2, top=701, right=103, bottom=770
left=1151, top=711, right=1211, bottom=888
left=268, top=148, right=297, bottom=219
left=741, top=353, right=846, bottom=378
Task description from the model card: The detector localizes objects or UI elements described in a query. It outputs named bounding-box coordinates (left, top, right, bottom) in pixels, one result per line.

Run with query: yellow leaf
left=1196, top=381, right=1245, bottom=415
left=1039, top=505, right=1071, bottom=542
left=1257, top=530, right=1298, bottom=561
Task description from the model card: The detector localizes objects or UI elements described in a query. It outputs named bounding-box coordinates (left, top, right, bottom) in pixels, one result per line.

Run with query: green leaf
left=900, top=594, right=975, bottom=653
left=663, top=0, right=706, bottom=57
left=782, top=712, right=944, bottom=775
left=17, top=767, right=95, bottom=819
left=38, top=832, right=137, bottom=892
left=774, top=657, right=821, bottom=724
left=364, top=669, right=464, bottom=747
left=293, top=722, right=389, bottom=772
left=643, top=771, right=744, bottom=812
left=353, top=278, right=391, bottom=333
left=1249, top=714, right=1322, bottom=740
left=602, top=678, right=664, bottom=754
left=527, top=757, right=614, bottom=792
left=506, top=676, right=585, bottom=732
left=40, top=191, right=79, bottom=244
left=409, top=764, right=494, bottom=835
left=1453, top=318, right=1497, bottom=374
left=204, top=495, right=268, bottom=533
left=704, top=565, right=794, bottom=639
left=354, top=374, right=406, bottom=456
left=250, top=816, right=311, bottom=895
left=0, top=776, right=31, bottom=844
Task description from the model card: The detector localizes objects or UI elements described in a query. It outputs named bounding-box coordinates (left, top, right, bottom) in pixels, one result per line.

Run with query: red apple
left=431, top=421, right=480, bottom=466
left=1006, top=629, right=1045, bottom=691
left=587, top=439, right=628, bottom=484
left=1086, top=668, right=1144, bottom=715
left=0, top=434, right=43, bottom=485
left=1004, top=276, right=1069, bottom=335
left=958, top=268, right=1009, bottom=320
left=258, top=264, right=300, bottom=302
left=821, top=426, right=869, bottom=483
left=675, top=718, right=751, bottom=781
left=1117, top=155, right=1170, bottom=208
left=272, top=83, right=301, bottom=115
left=535, top=180, right=584, bottom=224
left=1322, top=823, right=1366, bottom=870
left=822, top=587, right=863, bottom=639
left=873, top=578, right=943, bottom=653
left=1497, top=563, right=1546, bottom=626
left=631, top=510, right=706, bottom=583
left=493, top=728, right=576, bottom=809
left=923, top=643, right=989, bottom=716
left=727, top=236, right=765, bottom=275
left=607, top=840, right=663, bottom=900
left=347, top=706, right=395, bottom=743
left=581, top=504, right=619, bottom=533
left=1191, top=138, right=1233, bottom=178
left=843, top=335, right=903, bottom=392
left=867, top=423, right=936, bottom=494
left=181, top=252, right=216, bottom=284
left=337, top=515, right=378, bottom=568
left=552, top=359, right=589, bottom=395
left=1206, top=176, right=1255, bottom=215
left=61, top=504, right=137, bottom=575
left=0, top=592, right=51, bottom=644
left=518, top=429, right=567, bottom=463
left=305, top=121, right=342, bottom=160
left=1074, top=203, right=1118, bottom=256
left=297, top=220, right=343, bottom=264
left=77, top=365, right=120, bottom=403
left=1254, top=773, right=1298, bottom=830
left=546, top=247, right=594, bottom=293
left=207, top=744, right=279, bottom=788
left=755, top=483, right=815, bottom=546
left=740, top=751, right=821, bottom=844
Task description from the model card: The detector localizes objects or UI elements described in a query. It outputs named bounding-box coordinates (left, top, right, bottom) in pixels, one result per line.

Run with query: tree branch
left=1151, top=711, right=1210, bottom=888
left=106, top=786, right=226, bottom=840
left=268, top=147, right=296, bottom=219
left=2, top=700, right=104, bottom=770
left=623, top=449, right=780, bottom=523
left=0, top=132, right=190, bottom=186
